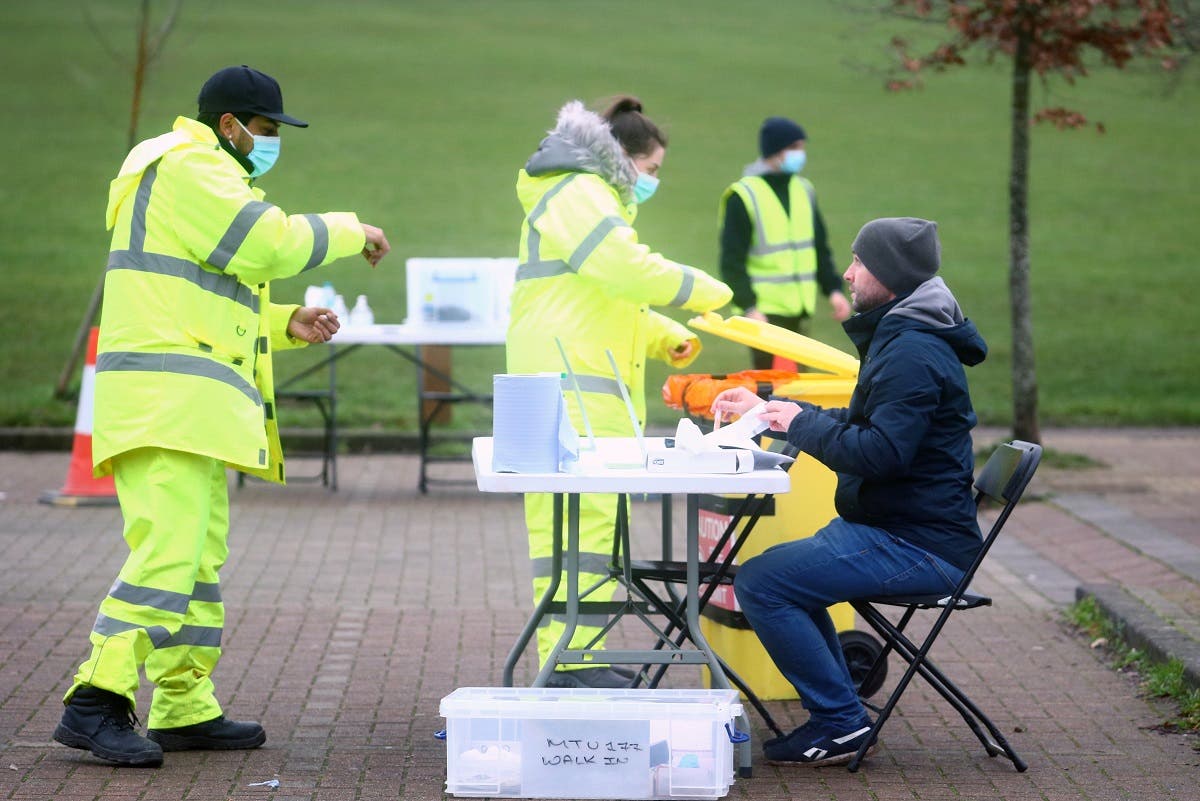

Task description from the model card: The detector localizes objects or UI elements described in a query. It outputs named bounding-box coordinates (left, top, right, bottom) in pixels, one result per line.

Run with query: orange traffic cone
left=40, top=327, right=119, bottom=507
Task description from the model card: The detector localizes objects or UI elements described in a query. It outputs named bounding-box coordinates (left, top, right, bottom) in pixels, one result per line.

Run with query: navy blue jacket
left=782, top=278, right=988, bottom=571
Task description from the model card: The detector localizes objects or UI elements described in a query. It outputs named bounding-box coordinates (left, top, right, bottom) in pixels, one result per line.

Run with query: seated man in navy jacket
left=711, top=217, right=987, bottom=766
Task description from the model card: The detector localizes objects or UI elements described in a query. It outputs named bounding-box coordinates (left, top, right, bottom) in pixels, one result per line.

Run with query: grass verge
left=1064, top=596, right=1200, bottom=742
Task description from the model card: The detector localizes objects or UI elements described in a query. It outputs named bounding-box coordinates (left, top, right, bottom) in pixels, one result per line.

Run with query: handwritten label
left=521, top=720, right=650, bottom=798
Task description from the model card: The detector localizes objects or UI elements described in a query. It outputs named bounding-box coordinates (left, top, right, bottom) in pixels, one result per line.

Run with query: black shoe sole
left=53, top=723, right=163, bottom=767
left=147, top=728, right=266, bottom=752
left=764, top=744, right=875, bottom=767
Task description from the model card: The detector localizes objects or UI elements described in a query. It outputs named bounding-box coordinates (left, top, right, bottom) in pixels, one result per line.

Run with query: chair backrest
left=974, top=439, right=1042, bottom=508
left=950, top=440, right=1043, bottom=600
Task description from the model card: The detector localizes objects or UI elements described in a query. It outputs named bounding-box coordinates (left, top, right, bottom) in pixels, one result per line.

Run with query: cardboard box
left=440, top=687, right=743, bottom=799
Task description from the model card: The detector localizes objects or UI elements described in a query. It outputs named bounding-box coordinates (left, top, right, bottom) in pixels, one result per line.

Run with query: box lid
left=688, top=313, right=859, bottom=377
left=440, top=687, right=742, bottom=720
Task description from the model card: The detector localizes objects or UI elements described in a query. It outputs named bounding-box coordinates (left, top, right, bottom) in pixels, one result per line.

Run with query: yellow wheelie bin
left=682, top=313, right=885, bottom=701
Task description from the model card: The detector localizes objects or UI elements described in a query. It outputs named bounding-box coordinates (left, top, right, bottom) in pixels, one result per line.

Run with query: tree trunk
left=127, top=0, right=151, bottom=151
left=1008, top=26, right=1040, bottom=444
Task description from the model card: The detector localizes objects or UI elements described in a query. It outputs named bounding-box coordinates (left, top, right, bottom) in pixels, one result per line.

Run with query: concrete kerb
left=1077, top=582, right=1200, bottom=691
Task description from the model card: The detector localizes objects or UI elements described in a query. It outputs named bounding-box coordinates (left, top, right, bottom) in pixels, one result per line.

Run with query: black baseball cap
left=197, top=65, right=308, bottom=128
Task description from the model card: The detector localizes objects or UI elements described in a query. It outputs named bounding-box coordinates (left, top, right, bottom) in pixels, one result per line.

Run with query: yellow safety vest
left=94, top=116, right=366, bottom=482
left=721, top=175, right=818, bottom=316
left=507, top=169, right=731, bottom=427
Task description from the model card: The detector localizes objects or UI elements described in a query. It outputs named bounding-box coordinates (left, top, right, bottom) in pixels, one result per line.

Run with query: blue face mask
left=781, top=149, right=807, bottom=175
left=233, top=117, right=281, bottom=177
left=633, top=172, right=660, bottom=204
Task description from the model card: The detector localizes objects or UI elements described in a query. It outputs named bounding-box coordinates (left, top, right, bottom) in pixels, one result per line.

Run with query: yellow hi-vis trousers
left=526, top=491, right=620, bottom=669
left=67, top=447, right=228, bottom=729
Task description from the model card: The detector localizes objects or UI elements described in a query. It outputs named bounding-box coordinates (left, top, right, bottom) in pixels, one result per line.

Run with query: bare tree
left=57, top=0, right=184, bottom=399
left=885, top=0, right=1182, bottom=443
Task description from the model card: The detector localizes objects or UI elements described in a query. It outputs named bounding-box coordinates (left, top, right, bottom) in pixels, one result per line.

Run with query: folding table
left=275, top=322, right=505, bottom=492
left=471, top=436, right=791, bottom=776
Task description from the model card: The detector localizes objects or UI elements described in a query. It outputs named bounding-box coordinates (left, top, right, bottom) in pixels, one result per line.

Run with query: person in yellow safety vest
left=719, top=117, right=851, bottom=368
left=53, top=65, right=391, bottom=768
left=508, top=96, right=733, bottom=688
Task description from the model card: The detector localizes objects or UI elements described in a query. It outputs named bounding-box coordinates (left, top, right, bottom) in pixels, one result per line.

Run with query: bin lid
left=688, top=312, right=860, bottom=377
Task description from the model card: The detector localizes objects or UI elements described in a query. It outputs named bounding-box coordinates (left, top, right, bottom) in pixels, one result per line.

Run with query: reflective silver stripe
left=568, top=215, right=627, bottom=270
left=739, top=179, right=816, bottom=258
left=738, top=179, right=770, bottom=251
left=207, top=200, right=273, bottom=270
left=300, top=213, right=328, bottom=272
left=191, top=581, right=222, bottom=603
left=159, top=625, right=222, bottom=649
left=516, top=259, right=572, bottom=282
left=560, top=374, right=626, bottom=399
left=750, top=239, right=815, bottom=257
left=107, top=580, right=190, bottom=615
left=93, top=613, right=171, bottom=647
left=751, top=273, right=816, bottom=285
left=129, top=163, right=159, bottom=253
left=107, top=249, right=259, bottom=312
left=97, top=351, right=262, bottom=406
left=524, top=174, right=579, bottom=265
left=539, top=614, right=610, bottom=628
left=532, top=553, right=613, bottom=578
left=668, top=266, right=696, bottom=308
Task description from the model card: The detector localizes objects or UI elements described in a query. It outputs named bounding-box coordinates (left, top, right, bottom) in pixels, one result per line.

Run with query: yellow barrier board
left=688, top=312, right=859, bottom=377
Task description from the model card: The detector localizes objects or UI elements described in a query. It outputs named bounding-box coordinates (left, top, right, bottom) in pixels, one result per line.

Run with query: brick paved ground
left=1, top=429, right=1197, bottom=800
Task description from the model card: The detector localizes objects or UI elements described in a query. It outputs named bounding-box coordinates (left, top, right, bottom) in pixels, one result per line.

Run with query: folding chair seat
left=847, top=439, right=1043, bottom=772
left=237, top=388, right=337, bottom=491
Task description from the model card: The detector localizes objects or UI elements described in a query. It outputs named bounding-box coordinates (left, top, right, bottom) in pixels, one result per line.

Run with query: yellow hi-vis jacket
left=508, top=168, right=732, bottom=424
left=94, top=116, right=366, bottom=483
left=720, top=175, right=818, bottom=316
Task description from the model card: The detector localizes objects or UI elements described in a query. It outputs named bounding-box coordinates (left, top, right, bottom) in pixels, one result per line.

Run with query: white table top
left=329, top=322, right=507, bottom=346
left=472, top=437, right=791, bottom=495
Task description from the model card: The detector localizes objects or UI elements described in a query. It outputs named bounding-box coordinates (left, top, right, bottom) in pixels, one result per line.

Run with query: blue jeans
left=734, top=518, right=965, bottom=730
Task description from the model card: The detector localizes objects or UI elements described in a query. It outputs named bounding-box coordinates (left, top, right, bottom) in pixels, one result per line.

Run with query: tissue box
left=440, top=687, right=743, bottom=799
left=645, top=448, right=754, bottom=474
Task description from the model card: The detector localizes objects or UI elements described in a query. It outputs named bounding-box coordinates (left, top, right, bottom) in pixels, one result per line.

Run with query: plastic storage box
left=440, top=687, right=744, bottom=799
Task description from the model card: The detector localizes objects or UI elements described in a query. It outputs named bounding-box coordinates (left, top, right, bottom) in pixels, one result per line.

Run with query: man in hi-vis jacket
left=54, top=65, right=390, bottom=767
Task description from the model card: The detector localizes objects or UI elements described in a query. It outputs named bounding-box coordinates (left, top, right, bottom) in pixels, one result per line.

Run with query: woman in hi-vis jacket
left=507, top=96, right=732, bottom=687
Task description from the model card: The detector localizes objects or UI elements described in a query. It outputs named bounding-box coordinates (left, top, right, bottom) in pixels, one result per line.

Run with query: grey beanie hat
left=851, top=217, right=941, bottom=296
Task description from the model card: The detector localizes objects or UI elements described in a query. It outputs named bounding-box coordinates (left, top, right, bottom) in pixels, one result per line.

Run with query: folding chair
left=621, top=444, right=887, bottom=740
left=847, top=439, right=1043, bottom=772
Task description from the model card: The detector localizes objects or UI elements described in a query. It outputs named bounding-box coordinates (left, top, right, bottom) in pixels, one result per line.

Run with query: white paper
left=666, top=408, right=794, bottom=471
left=708, top=402, right=770, bottom=449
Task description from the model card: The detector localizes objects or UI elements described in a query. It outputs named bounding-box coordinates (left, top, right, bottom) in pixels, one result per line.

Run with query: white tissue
left=708, top=402, right=771, bottom=449
left=660, top=406, right=794, bottom=472
left=492, top=373, right=579, bottom=473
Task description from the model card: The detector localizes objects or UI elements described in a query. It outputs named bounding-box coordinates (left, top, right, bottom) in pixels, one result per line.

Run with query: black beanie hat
left=759, top=116, right=806, bottom=158
left=851, top=217, right=941, bottom=296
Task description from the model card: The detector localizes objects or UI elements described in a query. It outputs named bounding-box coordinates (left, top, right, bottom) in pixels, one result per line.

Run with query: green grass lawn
left=2, top=0, right=1197, bottom=434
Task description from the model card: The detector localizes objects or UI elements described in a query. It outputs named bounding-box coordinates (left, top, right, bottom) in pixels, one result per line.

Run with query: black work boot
left=147, top=715, right=266, bottom=751
left=53, top=686, right=163, bottom=767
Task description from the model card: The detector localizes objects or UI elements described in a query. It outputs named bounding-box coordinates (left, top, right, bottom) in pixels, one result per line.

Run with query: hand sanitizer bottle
left=331, top=293, right=349, bottom=322
left=304, top=284, right=323, bottom=307
left=349, top=294, right=374, bottom=327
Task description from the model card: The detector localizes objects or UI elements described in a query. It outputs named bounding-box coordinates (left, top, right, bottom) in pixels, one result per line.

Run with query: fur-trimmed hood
left=523, top=100, right=638, bottom=204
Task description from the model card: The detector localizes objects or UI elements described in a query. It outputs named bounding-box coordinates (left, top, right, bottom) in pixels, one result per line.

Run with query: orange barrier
left=662, top=369, right=801, bottom=419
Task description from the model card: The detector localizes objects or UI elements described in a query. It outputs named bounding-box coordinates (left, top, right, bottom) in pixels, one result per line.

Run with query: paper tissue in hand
left=492, top=373, right=579, bottom=473
left=646, top=403, right=795, bottom=473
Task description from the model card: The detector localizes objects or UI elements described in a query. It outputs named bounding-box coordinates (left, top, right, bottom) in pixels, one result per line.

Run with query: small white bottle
left=303, top=284, right=323, bottom=307
left=331, top=293, right=349, bottom=322
left=321, top=280, right=336, bottom=308
left=349, top=294, right=374, bottom=327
